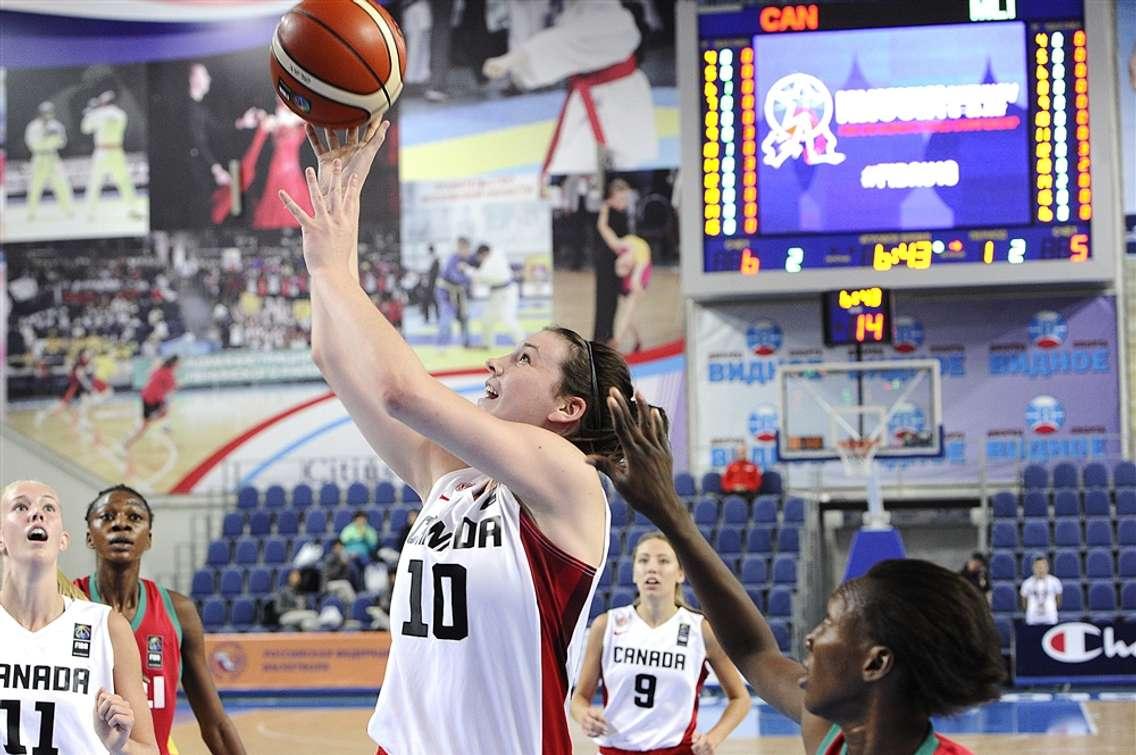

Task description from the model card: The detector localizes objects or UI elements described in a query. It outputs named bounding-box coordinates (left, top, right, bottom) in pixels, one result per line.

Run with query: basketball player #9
left=270, top=0, right=407, bottom=128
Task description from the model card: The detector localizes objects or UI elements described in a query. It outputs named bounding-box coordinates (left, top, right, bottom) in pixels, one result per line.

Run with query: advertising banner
left=1015, top=620, right=1136, bottom=685
left=204, top=632, right=390, bottom=693
left=690, top=294, right=1121, bottom=485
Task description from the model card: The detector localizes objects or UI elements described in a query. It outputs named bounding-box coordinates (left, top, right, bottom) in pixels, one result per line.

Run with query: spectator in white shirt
left=1020, top=556, right=1063, bottom=625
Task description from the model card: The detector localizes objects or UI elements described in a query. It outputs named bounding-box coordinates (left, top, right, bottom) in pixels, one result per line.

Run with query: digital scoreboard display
left=823, top=287, right=893, bottom=346
left=697, top=0, right=1095, bottom=282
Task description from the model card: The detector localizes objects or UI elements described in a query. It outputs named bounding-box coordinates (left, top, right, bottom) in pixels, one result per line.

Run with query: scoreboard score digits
left=823, top=287, right=893, bottom=346
left=688, top=0, right=1112, bottom=294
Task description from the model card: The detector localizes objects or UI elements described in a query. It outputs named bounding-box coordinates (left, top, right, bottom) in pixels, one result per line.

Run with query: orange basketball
left=269, top=0, right=406, bottom=128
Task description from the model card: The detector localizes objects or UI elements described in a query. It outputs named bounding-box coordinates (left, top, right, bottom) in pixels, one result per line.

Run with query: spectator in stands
left=721, top=444, right=762, bottom=496
left=961, top=553, right=991, bottom=602
left=377, top=509, right=417, bottom=567
left=340, top=510, right=379, bottom=567
left=274, top=569, right=319, bottom=632
left=323, top=539, right=360, bottom=602
left=1020, top=556, right=1062, bottom=625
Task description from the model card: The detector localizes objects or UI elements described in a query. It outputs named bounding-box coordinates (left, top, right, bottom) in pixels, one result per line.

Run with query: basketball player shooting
left=0, top=480, right=158, bottom=755
left=592, top=388, right=1005, bottom=755
left=277, top=119, right=660, bottom=754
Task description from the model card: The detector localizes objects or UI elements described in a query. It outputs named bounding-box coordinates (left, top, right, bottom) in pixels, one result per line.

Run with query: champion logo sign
left=1042, top=622, right=1136, bottom=663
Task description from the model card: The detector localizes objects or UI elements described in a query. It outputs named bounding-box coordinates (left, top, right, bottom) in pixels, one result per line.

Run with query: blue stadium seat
left=1088, top=582, right=1116, bottom=613
left=991, top=583, right=1017, bottom=613
left=230, top=598, right=257, bottom=632
left=262, top=536, right=287, bottom=565
left=783, top=497, right=805, bottom=524
left=1116, top=461, right=1136, bottom=488
left=673, top=473, right=696, bottom=498
left=1119, top=489, right=1136, bottom=516
left=722, top=496, right=748, bottom=525
left=745, top=587, right=765, bottom=612
left=1052, top=461, right=1078, bottom=490
left=772, top=555, right=796, bottom=584
left=352, top=594, right=376, bottom=625
left=1022, top=491, right=1048, bottom=519
left=1085, top=519, right=1112, bottom=548
left=291, top=483, right=313, bottom=508
left=1082, top=461, right=1109, bottom=489
left=319, top=483, right=340, bottom=507
left=247, top=567, right=273, bottom=597
left=276, top=509, right=299, bottom=536
left=700, top=472, right=722, bottom=495
left=1053, top=519, right=1081, bottom=547
left=698, top=524, right=715, bottom=545
left=276, top=567, right=294, bottom=590
left=1021, top=554, right=1042, bottom=580
left=632, top=509, right=653, bottom=527
left=388, top=507, right=410, bottom=534
left=684, top=589, right=702, bottom=611
left=760, top=470, right=783, bottom=495
left=1053, top=490, right=1079, bottom=518
left=1118, top=548, right=1136, bottom=578
left=1085, top=549, right=1114, bottom=579
left=746, top=527, right=773, bottom=554
left=1023, top=464, right=1048, bottom=491
left=617, top=559, right=634, bottom=586
left=191, top=569, right=215, bottom=599
left=264, top=485, right=286, bottom=509
left=607, top=531, right=620, bottom=560
left=609, top=496, right=629, bottom=528
left=767, top=587, right=792, bottom=617
left=1060, top=584, right=1084, bottom=618
left=610, top=587, right=635, bottom=608
left=777, top=527, right=800, bottom=553
left=332, top=508, right=354, bottom=533
left=991, top=492, right=1017, bottom=519
left=234, top=538, right=259, bottom=566
left=400, top=485, right=421, bottom=504
left=693, top=498, right=718, bottom=525
left=715, top=527, right=742, bottom=555
left=1083, top=489, right=1111, bottom=517
left=1052, top=550, right=1081, bottom=580
left=304, top=509, right=328, bottom=535
left=769, top=621, right=791, bottom=652
left=346, top=482, right=369, bottom=507
left=221, top=512, right=244, bottom=538
left=1121, top=520, right=1136, bottom=547
left=206, top=540, right=231, bottom=567
left=754, top=496, right=778, bottom=524
left=990, top=552, right=1016, bottom=581
left=236, top=486, right=258, bottom=511
left=994, top=617, right=1013, bottom=651
left=597, top=562, right=614, bottom=589
left=1121, top=581, right=1136, bottom=611
left=369, top=509, right=385, bottom=532
left=374, top=481, right=397, bottom=504
left=740, top=555, right=768, bottom=584
left=1021, top=521, right=1048, bottom=549
left=201, top=598, right=227, bottom=632
left=248, top=510, right=271, bottom=537
left=626, top=527, right=654, bottom=554
left=589, top=595, right=608, bottom=621
left=219, top=568, right=244, bottom=597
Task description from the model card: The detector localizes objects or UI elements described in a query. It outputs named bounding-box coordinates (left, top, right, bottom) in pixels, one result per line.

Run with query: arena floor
left=169, top=695, right=1136, bottom=754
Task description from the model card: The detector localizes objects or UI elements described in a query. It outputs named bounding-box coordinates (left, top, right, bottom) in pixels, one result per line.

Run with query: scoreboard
left=678, top=0, right=1122, bottom=297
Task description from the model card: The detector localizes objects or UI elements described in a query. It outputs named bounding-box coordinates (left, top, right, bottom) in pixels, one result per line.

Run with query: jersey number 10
left=1, top=699, right=58, bottom=755
left=401, top=559, right=469, bottom=641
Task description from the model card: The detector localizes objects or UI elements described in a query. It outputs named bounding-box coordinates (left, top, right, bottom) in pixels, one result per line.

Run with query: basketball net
left=836, top=437, right=880, bottom=479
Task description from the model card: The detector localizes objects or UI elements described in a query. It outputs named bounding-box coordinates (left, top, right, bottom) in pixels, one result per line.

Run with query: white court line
left=1078, top=700, right=1099, bottom=736
left=139, top=431, right=179, bottom=489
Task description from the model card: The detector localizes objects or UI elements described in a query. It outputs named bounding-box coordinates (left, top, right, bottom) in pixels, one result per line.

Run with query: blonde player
left=24, top=102, right=75, bottom=220
left=572, top=533, right=749, bottom=754
left=0, top=480, right=158, bottom=754
left=279, top=120, right=662, bottom=755
left=81, top=91, right=142, bottom=219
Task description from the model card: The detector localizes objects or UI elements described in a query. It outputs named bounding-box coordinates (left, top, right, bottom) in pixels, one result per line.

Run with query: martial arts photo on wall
left=147, top=46, right=400, bottom=233
left=2, top=62, right=149, bottom=242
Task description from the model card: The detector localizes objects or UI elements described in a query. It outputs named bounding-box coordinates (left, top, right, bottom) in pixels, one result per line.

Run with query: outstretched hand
left=587, top=387, right=686, bottom=528
left=278, top=119, right=390, bottom=275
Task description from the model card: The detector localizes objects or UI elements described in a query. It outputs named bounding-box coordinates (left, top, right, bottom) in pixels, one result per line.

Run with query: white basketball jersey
left=0, top=598, right=116, bottom=754
left=596, top=605, right=709, bottom=750
left=368, top=468, right=608, bottom=755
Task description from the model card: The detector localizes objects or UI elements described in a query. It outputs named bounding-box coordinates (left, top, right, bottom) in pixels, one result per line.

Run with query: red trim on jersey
left=518, top=508, right=597, bottom=755
left=599, top=744, right=694, bottom=755
left=680, top=661, right=710, bottom=746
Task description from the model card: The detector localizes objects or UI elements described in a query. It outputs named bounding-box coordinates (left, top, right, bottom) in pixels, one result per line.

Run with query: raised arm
left=569, top=614, right=611, bottom=738
left=279, top=122, right=606, bottom=564
left=172, top=591, right=247, bottom=754
left=591, top=387, right=832, bottom=752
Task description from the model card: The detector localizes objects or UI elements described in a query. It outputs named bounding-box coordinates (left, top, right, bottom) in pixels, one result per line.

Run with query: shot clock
left=823, top=287, right=893, bottom=346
